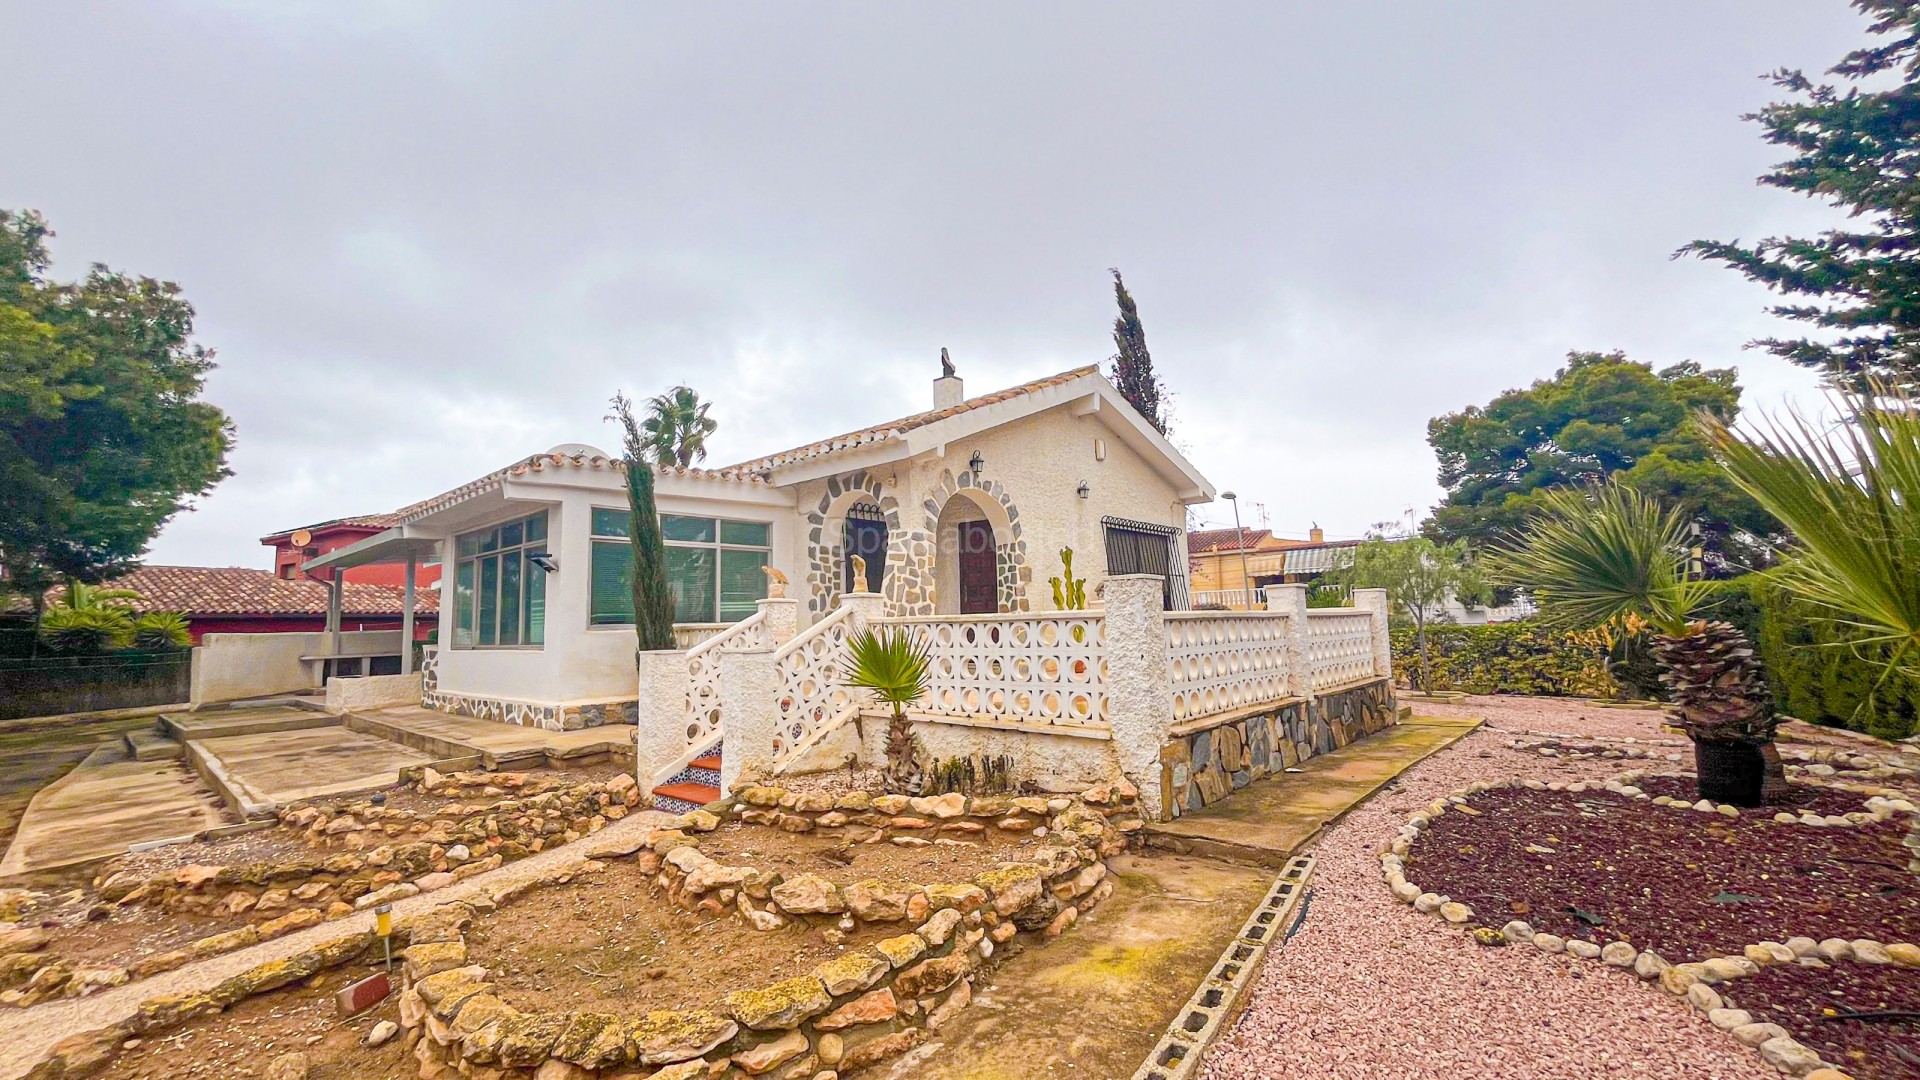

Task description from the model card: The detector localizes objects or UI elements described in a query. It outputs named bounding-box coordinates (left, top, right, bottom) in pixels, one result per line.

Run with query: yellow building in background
left=1186, top=526, right=1358, bottom=609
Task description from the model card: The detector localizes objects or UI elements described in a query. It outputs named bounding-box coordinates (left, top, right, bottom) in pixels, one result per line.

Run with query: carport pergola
left=301, top=526, right=442, bottom=673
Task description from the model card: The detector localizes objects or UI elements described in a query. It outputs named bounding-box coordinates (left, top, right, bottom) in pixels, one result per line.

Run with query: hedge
left=1389, top=623, right=1614, bottom=698
left=1710, top=576, right=1919, bottom=741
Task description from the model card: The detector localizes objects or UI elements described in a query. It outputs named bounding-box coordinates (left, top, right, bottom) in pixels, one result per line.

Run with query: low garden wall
left=1158, top=677, right=1398, bottom=818
left=0, top=650, right=191, bottom=721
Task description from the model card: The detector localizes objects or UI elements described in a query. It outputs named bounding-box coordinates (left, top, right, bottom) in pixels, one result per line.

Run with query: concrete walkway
left=192, top=725, right=438, bottom=813
left=346, top=705, right=634, bottom=767
left=1145, top=715, right=1483, bottom=865
left=0, top=746, right=227, bottom=879
left=0, top=805, right=674, bottom=1080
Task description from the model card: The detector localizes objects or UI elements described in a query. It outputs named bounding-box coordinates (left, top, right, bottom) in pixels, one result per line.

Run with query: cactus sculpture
left=1050, top=547, right=1087, bottom=610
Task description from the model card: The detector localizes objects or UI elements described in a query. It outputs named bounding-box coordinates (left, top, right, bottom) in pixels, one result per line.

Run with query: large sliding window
left=453, top=511, right=548, bottom=648
left=589, top=510, right=771, bottom=625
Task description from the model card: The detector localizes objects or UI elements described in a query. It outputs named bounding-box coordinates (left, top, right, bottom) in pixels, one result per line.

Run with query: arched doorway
left=844, top=501, right=888, bottom=594
left=934, top=492, right=1003, bottom=615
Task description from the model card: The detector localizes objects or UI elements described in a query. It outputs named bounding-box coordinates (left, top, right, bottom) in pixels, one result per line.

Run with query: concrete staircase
left=651, top=746, right=721, bottom=814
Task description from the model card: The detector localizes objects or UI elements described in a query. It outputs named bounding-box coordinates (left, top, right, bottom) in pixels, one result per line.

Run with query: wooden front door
left=957, top=520, right=997, bottom=614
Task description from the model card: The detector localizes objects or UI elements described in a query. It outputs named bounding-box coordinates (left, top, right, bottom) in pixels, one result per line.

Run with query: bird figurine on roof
left=940, top=347, right=955, bottom=379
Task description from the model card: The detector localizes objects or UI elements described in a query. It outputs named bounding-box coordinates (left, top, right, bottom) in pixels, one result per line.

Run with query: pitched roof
left=722, top=365, right=1100, bottom=476
left=4, top=566, right=439, bottom=618
left=1187, top=527, right=1274, bottom=554
left=395, top=450, right=765, bottom=524
left=259, top=514, right=403, bottom=544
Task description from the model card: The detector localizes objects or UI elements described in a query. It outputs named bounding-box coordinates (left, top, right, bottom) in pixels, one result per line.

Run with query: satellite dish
left=291, top=529, right=312, bottom=547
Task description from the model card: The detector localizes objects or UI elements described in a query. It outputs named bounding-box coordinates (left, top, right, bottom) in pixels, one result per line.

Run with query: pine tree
left=1685, top=1, right=1920, bottom=390
left=609, top=392, right=677, bottom=653
left=1108, top=268, right=1168, bottom=434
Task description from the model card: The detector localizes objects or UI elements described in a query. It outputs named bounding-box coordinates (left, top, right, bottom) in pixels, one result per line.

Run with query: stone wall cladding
left=1157, top=677, right=1398, bottom=819
left=803, top=471, right=902, bottom=620
left=421, top=686, right=636, bottom=731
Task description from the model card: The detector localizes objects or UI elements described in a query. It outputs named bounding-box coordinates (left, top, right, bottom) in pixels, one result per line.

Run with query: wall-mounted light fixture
left=1076, top=481, right=1090, bottom=499
left=528, top=552, right=559, bottom=573
left=968, top=451, right=984, bottom=475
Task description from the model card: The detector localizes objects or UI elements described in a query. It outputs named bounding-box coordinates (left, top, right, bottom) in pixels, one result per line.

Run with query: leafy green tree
left=1685, top=1, right=1920, bottom=390
left=0, top=210, right=233, bottom=616
left=1324, top=532, right=1488, bottom=692
left=1426, top=351, right=1776, bottom=570
left=1108, top=268, right=1168, bottom=435
left=609, top=393, right=676, bottom=653
left=641, top=385, right=719, bottom=469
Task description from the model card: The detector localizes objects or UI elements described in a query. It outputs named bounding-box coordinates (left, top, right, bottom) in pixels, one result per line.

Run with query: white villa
left=275, top=361, right=1400, bottom=820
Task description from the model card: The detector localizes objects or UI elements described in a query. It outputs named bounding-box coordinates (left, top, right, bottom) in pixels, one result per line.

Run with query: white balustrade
left=1164, top=611, right=1292, bottom=722
left=771, top=606, right=863, bottom=766
left=1306, top=608, right=1376, bottom=689
left=891, top=614, right=1108, bottom=728
left=678, top=611, right=771, bottom=765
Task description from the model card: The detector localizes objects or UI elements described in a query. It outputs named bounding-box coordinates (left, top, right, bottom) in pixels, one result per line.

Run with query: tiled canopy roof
left=721, top=365, right=1100, bottom=477
left=4, top=566, right=438, bottom=618
left=396, top=450, right=765, bottom=524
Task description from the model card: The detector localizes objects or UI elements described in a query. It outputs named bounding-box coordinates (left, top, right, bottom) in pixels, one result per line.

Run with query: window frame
left=451, top=511, right=549, bottom=649
left=588, top=509, right=773, bottom=627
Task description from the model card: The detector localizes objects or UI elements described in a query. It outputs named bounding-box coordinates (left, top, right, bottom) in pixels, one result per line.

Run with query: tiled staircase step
left=690, top=755, right=722, bottom=771
left=652, top=781, right=720, bottom=807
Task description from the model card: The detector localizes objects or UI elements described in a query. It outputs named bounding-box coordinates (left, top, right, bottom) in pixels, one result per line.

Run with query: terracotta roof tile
left=721, top=365, right=1100, bottom=476
left=396, top=451, right=765, bottom=524
left=259, top=513, right=402, bottom=544
left=4, top=566, right=438, bottom=618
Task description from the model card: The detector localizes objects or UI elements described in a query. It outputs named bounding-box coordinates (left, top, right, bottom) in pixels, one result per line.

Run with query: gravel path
left=0, top=807, right=674, bottom=1080
left=1201, top=698, right=1780, bottom=1080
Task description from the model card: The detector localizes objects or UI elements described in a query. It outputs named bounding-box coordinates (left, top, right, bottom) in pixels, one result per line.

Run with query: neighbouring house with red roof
left=259, top=514, right=443, bottom=590
left=5, top=565, right=438, bottom=645
left=301, top=362, right=1216, bottom=729
left=1187, top=525, right=1359, bottom=608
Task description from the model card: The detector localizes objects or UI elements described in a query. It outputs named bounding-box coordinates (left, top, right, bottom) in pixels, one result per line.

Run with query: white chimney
left=933, top=347, right=964, bottom=409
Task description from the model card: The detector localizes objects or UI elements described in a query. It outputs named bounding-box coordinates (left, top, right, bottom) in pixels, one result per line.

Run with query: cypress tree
left=610, top=392, right=677, bottom=653
left=1108, top=268, right=1168, bottom=434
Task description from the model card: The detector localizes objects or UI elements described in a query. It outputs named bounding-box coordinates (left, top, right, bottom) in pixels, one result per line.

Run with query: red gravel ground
left=1727, top=960, right=1920, bottom=1080
left=1202, top=696, right=1779, bottom=1080
left=1407, top=784, right=1919, bottom=960
left=1634, top=772, right=1880, bottom=818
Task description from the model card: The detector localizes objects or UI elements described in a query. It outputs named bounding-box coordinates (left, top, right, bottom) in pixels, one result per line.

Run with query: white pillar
left=718, top=647, right=780, bottom=796
left=758, top=597, right=801, bottom=648
left=401, top=554, right=416, bottom=675
left=1354, top=587, right=1393, bottom=682
left=328, top=576, right=343, bottom=679
left=837, top=590, right=889, bottom=635
left=1102, top=574, right=1173, bottom=821
left=634, top=649, right=690, bottom=801
left=1267, top=583, right=1313, bottom=700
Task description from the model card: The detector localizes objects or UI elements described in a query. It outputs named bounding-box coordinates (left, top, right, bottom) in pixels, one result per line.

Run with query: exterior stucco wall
left=190, top=629, right=402, bottom=706
left=793, top=402, right=1190, bottom=622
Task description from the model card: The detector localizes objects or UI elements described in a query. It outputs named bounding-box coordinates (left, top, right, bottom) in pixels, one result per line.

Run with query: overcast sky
left=5, top=1, right=1866, bottom=568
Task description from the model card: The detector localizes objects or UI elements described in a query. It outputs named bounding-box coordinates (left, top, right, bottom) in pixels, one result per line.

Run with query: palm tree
left=641, top=386, right=719, bottom=469
left=1487, top=483, right=1785, bottom=805
left=843, top=627, right=932, bottom=794
left=51, top=582, right=141, bottom=610
left=1703, top=386, right=1920, bottom=687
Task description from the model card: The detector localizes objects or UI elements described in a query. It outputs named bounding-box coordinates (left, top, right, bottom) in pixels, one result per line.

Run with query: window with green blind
left=452, top=511, right=548, bottom=648
left=588, top=511, right=771, bottom=626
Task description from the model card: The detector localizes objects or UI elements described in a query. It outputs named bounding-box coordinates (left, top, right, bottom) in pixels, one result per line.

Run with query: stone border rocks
left=1378, top=775, right=1920, bottom=1079
left=1128, top=855, right=1314, bottom=1080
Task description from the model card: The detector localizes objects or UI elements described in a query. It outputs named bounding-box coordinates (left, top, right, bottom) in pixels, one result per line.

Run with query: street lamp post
left=1222, top=491, right=1252, bottom=610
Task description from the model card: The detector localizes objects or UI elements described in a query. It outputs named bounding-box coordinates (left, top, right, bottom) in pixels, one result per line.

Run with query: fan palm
left=1702, top=385, right=1920, bottom=686
left=641, top=386, right=719, bottom=469
left=843, top=627, right=932, bottom=794
left=1487, top=483, right=1785, bottom=804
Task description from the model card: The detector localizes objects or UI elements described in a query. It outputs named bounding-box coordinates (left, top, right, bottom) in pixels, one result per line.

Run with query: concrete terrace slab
left=345, top=705, right=634, bottom=768
left=1145, top=715, right=1483, bottom=866
left=161, top=705, right=334, bottom=741
left=189, top=726, right=436, bottom=816
left=0, top=746, right=227, bottom=878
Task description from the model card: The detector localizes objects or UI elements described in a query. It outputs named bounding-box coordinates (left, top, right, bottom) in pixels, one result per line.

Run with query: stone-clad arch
left=922, top=469, right=1029, bottom=614
left=803, top=471, right=905, bottom=620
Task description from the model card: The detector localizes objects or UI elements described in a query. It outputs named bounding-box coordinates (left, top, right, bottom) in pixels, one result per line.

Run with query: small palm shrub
left=843, top=627, right=932, bottom=794
left=133, top=611, right=192, bottom=649
left=38, top=607, right=134, bottom=653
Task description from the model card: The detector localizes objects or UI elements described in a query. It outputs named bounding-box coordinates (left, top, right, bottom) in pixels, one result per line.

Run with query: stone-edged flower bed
left=603, top=784, right=1136, bottom=934
left=1378, top=774, right=1920, bottom=1078
left=1510, top=736, right=1686, bottom=764
left=0, top=771, right=642, bottom=1009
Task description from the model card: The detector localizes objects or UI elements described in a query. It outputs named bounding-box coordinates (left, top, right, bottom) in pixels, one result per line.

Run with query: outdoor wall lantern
left=968, top=450, right=985, bottom=475
left=1076, top=481, right=1090, bottom=499
left=528, top=552, right=559, bottom=573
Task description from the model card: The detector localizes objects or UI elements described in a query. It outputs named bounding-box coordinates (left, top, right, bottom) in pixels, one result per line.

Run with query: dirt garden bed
left=1724, top=957, right=1920, bottom=1079
left=1401, top=780, right=1920, bottom=960
left=690, top=815, right=1038, bottom=883
left=0, top=766, right=643, bottom=1009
